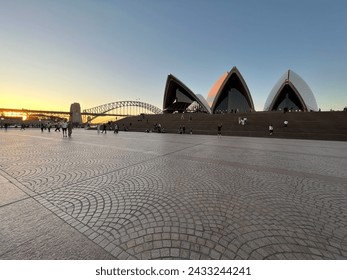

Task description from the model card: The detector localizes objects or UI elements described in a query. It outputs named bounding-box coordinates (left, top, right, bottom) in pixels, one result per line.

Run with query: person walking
left=269, top=124, right=274, bottom=135
left=217, top=123, right=222, bottom=138
left=114, top=124, right=119, bottom=134
left=55, top=123, right=60, bottom=132
left=101, top=123, right=107, bottom=134
left=67, top=122, right=73, bottom=137
left=62, top=120, right=68, bottom=137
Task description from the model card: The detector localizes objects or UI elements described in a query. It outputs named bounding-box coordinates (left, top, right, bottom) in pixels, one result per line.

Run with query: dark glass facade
left=211, top=67, right=254, bottom=113
left=214, top=88, right=251, bottom=113
left=271, top=85, right=305, bottom=111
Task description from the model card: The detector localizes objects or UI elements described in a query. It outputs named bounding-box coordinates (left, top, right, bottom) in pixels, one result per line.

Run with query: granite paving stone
left=0, top=128, right=347, bottom=259
left=0, top=180, right=28, bottom=207
left=0, top=198, right=114, bottom=259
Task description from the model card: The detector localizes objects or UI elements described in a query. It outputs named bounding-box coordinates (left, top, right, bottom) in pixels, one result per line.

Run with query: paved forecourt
left=0, top=128, right=347, bottom=260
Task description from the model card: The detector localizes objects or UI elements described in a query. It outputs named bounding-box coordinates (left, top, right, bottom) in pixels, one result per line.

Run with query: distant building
left=162, top=67, right=318, bottom=114
left=264, top=70, right=318, bottom=112
left=70, top=103, right=82, bottom=124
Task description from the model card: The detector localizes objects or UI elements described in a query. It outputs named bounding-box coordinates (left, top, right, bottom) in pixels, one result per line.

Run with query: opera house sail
left=163, top=74, right=211, bottom=114
left=210, top=67, right=255, bottom=114
left=207, top=72, right=228, bottom=107
left=264, top=70, right=318, bottom=112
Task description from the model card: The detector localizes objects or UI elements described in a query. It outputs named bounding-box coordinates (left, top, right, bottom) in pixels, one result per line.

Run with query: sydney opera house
left=163, top=67, right=318, bottom=113
left=264, top=70, right=318, bottom=112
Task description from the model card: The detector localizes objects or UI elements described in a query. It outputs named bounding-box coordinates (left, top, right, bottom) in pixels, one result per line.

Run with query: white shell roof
left=196, top=94, right=212, bottom=114
left=163, top=74, right=212, bottom=113
left=264, top=70, right=318, bottom=111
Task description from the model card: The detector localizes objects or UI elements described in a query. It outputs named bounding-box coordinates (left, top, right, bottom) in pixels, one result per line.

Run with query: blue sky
left=1, top=0, right=346, bottom=111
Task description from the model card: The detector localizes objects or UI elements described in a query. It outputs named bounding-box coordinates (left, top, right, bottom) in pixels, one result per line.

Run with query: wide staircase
left=114, top=111, right=347, bottom=141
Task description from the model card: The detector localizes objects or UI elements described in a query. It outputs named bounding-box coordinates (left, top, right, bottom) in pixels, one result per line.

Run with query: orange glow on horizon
left=0, top=97, right=69, bottom=112
left=2, top=111, right=27, bottom=121
left=0, top=85, right=76, bottom=112
left=3, top=112, right=23, bottom=117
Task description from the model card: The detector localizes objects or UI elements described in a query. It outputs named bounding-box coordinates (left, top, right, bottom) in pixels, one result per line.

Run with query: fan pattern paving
left=1, top=129, right=346, bottom=259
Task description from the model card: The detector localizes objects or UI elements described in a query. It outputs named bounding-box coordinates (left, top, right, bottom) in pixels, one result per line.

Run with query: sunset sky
left=1, top=0, right=346, bottom=112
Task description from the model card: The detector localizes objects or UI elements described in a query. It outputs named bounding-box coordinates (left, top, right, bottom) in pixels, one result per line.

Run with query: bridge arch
left=83, top=101, right=162, bottom=121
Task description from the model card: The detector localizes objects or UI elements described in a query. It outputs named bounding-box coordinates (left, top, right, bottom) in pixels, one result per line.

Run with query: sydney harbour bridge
left=0, top=101, right=162, bottom=124
left=83, top=101, right=162, bottom=121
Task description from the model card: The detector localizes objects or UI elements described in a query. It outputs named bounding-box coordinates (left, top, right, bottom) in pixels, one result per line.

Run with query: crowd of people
left=36, top=119, right=73, bottom=137
left=2, top=111, right=297, bottom=139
